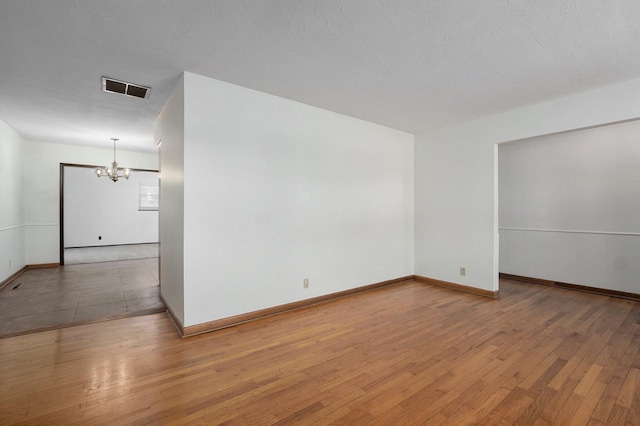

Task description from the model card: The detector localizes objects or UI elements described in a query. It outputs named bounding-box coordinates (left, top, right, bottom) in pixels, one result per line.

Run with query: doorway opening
left=59, top=163, right=159, bottom=265
left=496, top=118, right=640, bottom=299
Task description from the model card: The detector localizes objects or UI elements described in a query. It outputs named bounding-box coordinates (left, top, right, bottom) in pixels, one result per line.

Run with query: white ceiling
left=1, top=1, right=640, bottom=153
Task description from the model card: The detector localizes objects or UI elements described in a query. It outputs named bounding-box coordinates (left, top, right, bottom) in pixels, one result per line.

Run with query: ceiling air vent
left=102, top=77, right=150, bottom=99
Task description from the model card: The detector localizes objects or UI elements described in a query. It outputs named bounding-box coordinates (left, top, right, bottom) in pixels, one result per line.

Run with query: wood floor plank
left=605, top=403, right=629, bottom=426
left=569, top=381, right=608, bottom=426
left=617, top=367, right=640, bottom=409
left=536, top=378, right=579, bottom=424
left=476, top=385, right=534, bottom=425
left=2, top=279, right=640, bottom=425
left=574, top=364, right=604, bottom=397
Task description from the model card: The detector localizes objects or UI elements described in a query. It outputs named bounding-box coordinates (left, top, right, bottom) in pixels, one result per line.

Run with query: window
left=139, top=183, right=159, bottom=211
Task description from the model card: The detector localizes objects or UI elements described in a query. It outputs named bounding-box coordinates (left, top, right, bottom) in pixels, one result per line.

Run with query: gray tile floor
left=0, top=257, right=164, bottom=338
left=64, top=243, right=159, bottom=264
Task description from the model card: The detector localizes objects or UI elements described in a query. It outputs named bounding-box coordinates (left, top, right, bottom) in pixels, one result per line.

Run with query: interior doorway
left=497, top=119, right=640, bottom=296
left=59, top=163, right=159, bottom=265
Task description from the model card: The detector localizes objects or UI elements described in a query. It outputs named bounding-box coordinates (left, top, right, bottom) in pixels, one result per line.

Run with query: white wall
left=162, top=72, right=414, bottom=327
left=155, top=75, right=185, bottom=325
left=63, top=167, right=158, bottom=248
left=415, top=77, right=640, bottom=292
left=0, top=118, right=25, bottom=283
left=23, top=140, right=158, bottom=264
left=499, top=120, right=640, bottom=293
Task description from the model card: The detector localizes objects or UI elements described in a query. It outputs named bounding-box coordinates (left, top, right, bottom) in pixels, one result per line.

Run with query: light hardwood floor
left=1, top=278, right=639, bottom=425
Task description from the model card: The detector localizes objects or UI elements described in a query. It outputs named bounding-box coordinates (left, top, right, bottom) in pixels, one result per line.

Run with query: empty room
left=1, top=1, right=640, bottom=424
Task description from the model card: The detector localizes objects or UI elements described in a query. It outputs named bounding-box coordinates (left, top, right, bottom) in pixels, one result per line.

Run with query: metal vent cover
left=102, top=77, right=150, bottom=99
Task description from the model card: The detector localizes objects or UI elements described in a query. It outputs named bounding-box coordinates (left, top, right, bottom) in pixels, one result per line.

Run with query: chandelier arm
left=97, top=138, right=128, bottom=182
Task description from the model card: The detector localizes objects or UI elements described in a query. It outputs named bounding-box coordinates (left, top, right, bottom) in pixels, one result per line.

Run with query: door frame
left=59, top=163, right=158, bottom=265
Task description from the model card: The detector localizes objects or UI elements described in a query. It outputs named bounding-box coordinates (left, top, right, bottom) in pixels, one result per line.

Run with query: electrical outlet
left=303, top=279, right=309, bottom=289
left=460, top=267, right=466, bottom=276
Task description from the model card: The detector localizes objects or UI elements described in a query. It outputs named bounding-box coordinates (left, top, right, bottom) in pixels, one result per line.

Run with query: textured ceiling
left=1, top=1, right=640, bottom=152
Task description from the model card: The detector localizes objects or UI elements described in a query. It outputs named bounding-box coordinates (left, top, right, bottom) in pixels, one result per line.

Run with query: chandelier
left=95, top=138, right=130, bottom=182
